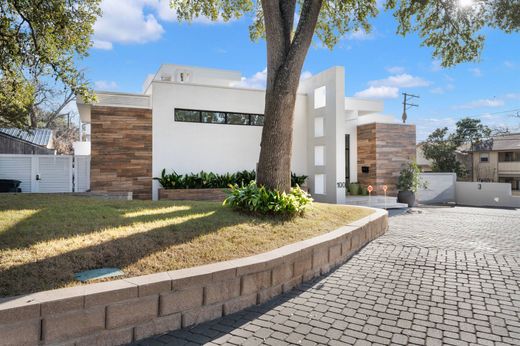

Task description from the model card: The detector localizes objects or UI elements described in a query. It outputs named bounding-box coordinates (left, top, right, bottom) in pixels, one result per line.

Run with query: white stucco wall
left=151, top=81, right=308, bottom=200
left=417, top=173, right=456, bottom=204
left=455, top=181, right=520, bottom=208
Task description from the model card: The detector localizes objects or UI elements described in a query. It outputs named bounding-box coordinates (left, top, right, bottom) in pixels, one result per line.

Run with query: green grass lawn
left=0, top=194, right=373, bottom=297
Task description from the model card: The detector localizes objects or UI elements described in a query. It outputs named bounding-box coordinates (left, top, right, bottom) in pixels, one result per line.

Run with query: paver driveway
left=135, top=207, right=520, bottom=346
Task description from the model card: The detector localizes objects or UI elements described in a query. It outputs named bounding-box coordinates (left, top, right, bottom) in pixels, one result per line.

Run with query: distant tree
left=451, top=117, right=491, bottom=149
left=169, top=0, right=519, bottom=192
left=0, top=0, right=100, bottom=128
left=422, top=127, right=466, bottom=177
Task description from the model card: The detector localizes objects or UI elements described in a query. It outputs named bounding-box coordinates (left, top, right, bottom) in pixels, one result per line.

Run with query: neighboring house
left=471, top=133, right=520, bottom=193
left=76, top=64, right=416, bottom=201
left=0, top=128, right=55, bottom=155
left=416, top=142, right=433, bottom=172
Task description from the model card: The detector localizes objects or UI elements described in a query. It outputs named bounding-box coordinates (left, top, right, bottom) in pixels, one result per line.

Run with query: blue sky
left=83, top=0, right=520, bottom=140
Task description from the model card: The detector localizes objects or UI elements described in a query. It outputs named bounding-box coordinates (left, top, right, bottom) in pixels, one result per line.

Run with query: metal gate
left=0, top=154, right=90, bottom=193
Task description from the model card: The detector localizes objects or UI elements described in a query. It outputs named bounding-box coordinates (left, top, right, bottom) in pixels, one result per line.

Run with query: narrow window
left=175, top=109, right=200, bottom=122
left=314, top=117, right=324, bottom=137
left=480, top=153, right=489, bottom=163
left=314, top=86, right=326, bottom=109
left=227, top=113, right=250, bottom=125
left=251, top=114, right=265, bottom=126
left=314, top=174, right=325, bottom=194
left=202, top=111, right=226, bottom=124
left=314, top=146, right=325, bottom=166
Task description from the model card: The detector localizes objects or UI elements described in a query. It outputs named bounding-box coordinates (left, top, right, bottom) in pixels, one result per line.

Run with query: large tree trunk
left=257, top=0, right=323, bottom=192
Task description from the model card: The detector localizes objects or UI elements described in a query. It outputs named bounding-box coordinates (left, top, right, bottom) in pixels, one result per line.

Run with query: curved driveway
left=136, top=207, right=520, bottom=346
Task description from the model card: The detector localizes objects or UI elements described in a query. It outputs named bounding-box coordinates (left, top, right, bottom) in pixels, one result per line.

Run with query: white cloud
left=431, top=59, right=442, bottom=72
left=92, top=0, right=232, bottom=50
left=469, top=67, right=482, bottom=77
left=505, top=93, right=520, bottom=100
left=386, top=66, right=406, bottom=74
left=300, top=71, right=313, bottom=81
left=93, top=0, right=164, bottom=50
left=504, top=60, right=516, bottom=69
left=346, top=29, right=374, bottom=41
left=368, top=73, right=431, bottom=88
left=456, top=98, right=505, bottom=109
left=231, top=69, right=313, bottom=89
left=94, top=80, right=118, bottom=90
left=430, top=83, right=454, bottom=95
left=354, top=86, right=399, bottom=99
left=231, top=68, right=267, bottom=89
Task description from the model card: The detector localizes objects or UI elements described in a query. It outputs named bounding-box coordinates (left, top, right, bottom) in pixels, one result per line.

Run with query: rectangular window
left=202, top=111, right=226, bottom=124
left=227, top=113, right=250, bottom=125
left=314, top=146, right=325, bottom=166
left=480, top=153, right=489, bottom=163
left=250, top=114, right=264, bottom=126
left=174, top=108, right=263, bottom=126
left=314, top=174, right=325, bottom=194
left=314, top=86, right=326, bottom=109
left=314, top=117, right=324, bottom=137
left=174, top=109, right=200, bottom=122
left=499, top=151, right=520, bottom=162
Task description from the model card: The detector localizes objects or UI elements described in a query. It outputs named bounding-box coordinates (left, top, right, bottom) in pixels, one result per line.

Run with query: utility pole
left=402, top=93, right=419, bottom=124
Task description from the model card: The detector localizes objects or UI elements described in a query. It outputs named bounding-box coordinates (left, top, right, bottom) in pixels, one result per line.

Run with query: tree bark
left=257, top=0, right=323, bottom=192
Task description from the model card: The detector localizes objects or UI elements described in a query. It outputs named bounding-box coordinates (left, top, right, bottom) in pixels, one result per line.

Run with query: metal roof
left=0, top=128, right=53, bottom=147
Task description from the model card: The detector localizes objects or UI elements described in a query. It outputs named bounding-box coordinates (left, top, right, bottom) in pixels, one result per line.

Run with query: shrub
left=155, top=169, right=308, bottom=189
left=397, top=162, right=428, bottom=193
left=223, top=181, right=313, bottom=216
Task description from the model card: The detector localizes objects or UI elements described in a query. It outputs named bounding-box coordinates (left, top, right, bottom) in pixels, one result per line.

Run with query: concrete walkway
left=135, top=207, right=520, bottom=346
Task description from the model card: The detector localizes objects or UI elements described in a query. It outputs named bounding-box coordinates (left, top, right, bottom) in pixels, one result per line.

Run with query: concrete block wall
left=0, top=208, right=387, bottom=346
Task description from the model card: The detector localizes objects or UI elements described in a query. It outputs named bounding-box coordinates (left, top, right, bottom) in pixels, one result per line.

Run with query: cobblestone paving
left=136, top=207, right=520, bottom=346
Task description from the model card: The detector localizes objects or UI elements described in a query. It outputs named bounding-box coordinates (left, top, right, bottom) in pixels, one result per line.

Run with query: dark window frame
left=174, top=108, right=264, bottom=127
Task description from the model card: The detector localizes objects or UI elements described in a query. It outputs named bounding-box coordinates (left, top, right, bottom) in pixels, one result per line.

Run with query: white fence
left=0, top=154, right=90, bottom=193
left=417, top=172, right=520, bottom=208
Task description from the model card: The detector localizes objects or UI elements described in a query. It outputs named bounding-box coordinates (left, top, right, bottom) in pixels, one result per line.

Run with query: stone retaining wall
left=0, top=208, right=387, bottom=346
left=158, top=188, right=229, bottom=201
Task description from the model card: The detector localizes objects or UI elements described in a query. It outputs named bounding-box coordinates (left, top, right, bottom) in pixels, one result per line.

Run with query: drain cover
left=73, top=268, right=124, bottom=282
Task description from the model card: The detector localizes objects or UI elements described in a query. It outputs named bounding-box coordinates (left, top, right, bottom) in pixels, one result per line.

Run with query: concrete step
left=345, top=196, right=408, bottom=209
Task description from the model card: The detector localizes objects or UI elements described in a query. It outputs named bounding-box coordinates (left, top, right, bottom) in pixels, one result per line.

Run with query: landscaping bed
left=0, top=194, right=373, bottom=297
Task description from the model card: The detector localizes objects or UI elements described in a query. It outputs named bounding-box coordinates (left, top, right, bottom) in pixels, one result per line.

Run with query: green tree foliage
left=0, top=0, right=101, bottom=128
left=451, top=117, right=492, bottom=148
left=422, top=118, right=491, bottom=177
left=422, top=127, right=466, bottom=176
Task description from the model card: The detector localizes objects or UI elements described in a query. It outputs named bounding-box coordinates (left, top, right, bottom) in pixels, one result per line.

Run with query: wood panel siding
left=90, top=106, right=152, bottom=200
left=357, top=123, right=416, bottom=196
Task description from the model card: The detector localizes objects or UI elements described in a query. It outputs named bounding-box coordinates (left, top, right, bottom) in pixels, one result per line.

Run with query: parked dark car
left=0, top=179, right=22, bottom=192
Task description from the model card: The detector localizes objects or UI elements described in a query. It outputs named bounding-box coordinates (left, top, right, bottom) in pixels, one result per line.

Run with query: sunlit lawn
left=0, top=194, right=373, bottom=297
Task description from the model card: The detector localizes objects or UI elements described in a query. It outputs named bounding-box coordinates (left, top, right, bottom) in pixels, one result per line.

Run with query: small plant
left=291, top=173, right=308, bottom=187
left=348, top=182, right=360, bottom=195
left=223, top=181, right=313, bottom=216
left=397, top=162, right=428, bottom=193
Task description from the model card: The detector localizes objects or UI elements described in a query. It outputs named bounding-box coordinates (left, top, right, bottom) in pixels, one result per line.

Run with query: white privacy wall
left=151, top=81, right=308, bottom=200
left=417, top=173, right=456, bottom=204
left=455, top=181, right=520, bottom=208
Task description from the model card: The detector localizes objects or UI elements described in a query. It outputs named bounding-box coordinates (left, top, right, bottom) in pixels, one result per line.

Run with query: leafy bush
left=397, top=162, right=428, bottom=193
left=223, top=181, right=313, bottom=216
left=155, top=169, right=307, bottom=189
left=291, top=173, right=308, bottom=187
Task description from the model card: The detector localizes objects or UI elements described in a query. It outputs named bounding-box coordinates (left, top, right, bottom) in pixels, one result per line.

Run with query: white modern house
left=77, top=64, right=416, bottom=202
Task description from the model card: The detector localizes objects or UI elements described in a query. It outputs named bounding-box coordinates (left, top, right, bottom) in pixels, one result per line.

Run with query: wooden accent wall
left=90, top=106, right=152, bottom=200
left=357, top=123, right=416, bottom=195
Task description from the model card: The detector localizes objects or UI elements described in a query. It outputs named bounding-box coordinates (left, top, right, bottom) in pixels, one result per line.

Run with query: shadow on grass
left=0, top=196, right=292, bottom=297
left=0, top=196, right=221, bottom=250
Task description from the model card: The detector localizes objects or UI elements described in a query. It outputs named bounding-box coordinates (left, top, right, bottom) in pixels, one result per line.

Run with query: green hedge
left=154, top=169, right=308, bottom=190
